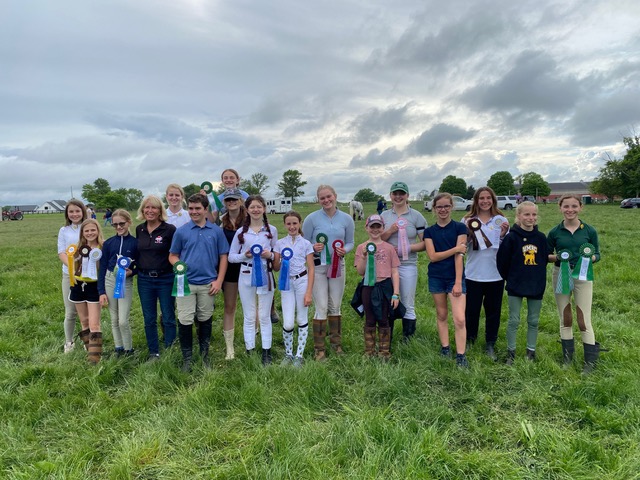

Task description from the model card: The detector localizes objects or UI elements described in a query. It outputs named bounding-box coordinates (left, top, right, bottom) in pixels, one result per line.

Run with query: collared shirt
left=275, top=235, right=314, bottom=275
left=380, top=206, right=427, bottom=266
left=136, top=221, right=176, bottom=272
left=228, top=225, right=278, bottom=263
left=302, top=208, right=355, bottom=254
left=57, top=224, right=81, bottom=274
left=547, top=219, right=600, bottom=267
left=170, top=220, right=229, bottom=285
left=167, top=208, right=190, bottom=229
left=97, top=234, right=138, bottom=295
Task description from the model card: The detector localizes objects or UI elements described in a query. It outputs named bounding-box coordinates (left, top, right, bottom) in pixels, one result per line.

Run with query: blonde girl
left=165, top=183, right=190, bottom=229
left=423, top=193, right=469, bottom=368
left=98, top=209, right=138, bottom=356
left=275, top=211, right=315, bottom=366
left=228, top=195, right=279, bottom=365
left=496, top=202, right=548, bottom=364
left=57, top=199, right=87, bottom=353
left=69, top=219, right=105, bottom=364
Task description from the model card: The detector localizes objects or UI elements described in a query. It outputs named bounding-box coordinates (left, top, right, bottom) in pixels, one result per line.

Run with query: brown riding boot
left=364, top=326, right=377, bottom=357
left=87, top=332, right=103, bottom=365
left=328, top=315, right=345, bottom=355
left=378, top=327, right=391, bottom=361
left=313, top=319, right=327, bottom=361
left=78, top=328, right=91, bottom=351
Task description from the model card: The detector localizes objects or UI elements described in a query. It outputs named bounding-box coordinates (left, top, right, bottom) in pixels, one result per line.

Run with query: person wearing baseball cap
left=380, top=181, right=427, bottom=346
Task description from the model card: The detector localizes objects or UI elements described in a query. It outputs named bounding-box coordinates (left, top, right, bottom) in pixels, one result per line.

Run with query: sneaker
left=292, top=356, right=304, bottom=368
left=147, top=353, right=160, bottom=362
left=506, top=349, right=516, bottom=366
left=440, top=346, right=451, bottom=357
left=115, top=347, right=125, bottom=358
left=281, top=355, right=294, bottom=366
left=63, top=341, right=74, bottom=354
left=456, top=353, right=469, bottom=368
left=526, top=348, right=536, bottom=361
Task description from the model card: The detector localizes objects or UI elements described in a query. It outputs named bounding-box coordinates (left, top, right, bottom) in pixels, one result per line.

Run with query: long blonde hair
left=74, top=219, right=104, bottom=276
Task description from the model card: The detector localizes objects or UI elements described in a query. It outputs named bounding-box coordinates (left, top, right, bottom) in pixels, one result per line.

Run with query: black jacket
left=496, top=224, right=549, bottom=300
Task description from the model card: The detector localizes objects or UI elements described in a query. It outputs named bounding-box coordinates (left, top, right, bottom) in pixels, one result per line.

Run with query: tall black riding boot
left=561, top=338, right=574, bottom=367
left=402, top=318, right=416, bottom=343
left=198, top=317, right=213, bottom=368
left=178, top=322, right=193, bottom=372
left=582, top=342, right=600, bottom=374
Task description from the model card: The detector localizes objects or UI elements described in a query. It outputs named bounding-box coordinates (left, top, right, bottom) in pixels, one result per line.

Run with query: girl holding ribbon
left=462, top=187, right=509, bottom=360
left=220, top=188, right=247, bottom=360
left=302, top=185, right=355, bottom=361
left=228, top=195, right=279, bottom=365
left=136, top=195, right=177, bottom=362
left=165, top=183, right=190, bottom=229
left=380, top=181, right=427, bottom=345
left=69, top=219, right=105, bottom=364
left=424, top=193, right=469, bottom=368
left=496, top=201, right=548, bottom=364
left=57, top=199, right=87, bottom=353
left=98, top=209, right=138, bottom=357
left=547, top=194, right=601, bottom=373
left=354, top=215, right=400, bottom=360
left=274, top=211, right=315, bottom=367
left=203, top=168, right=250, bottom=223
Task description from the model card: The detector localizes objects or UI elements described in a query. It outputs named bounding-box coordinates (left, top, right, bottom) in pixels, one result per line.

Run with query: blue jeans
left=137, top=273, right=176, bottom=354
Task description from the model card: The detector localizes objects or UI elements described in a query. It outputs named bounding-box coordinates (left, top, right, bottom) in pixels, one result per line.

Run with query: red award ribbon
left=329, top=240, right=344, bottom=278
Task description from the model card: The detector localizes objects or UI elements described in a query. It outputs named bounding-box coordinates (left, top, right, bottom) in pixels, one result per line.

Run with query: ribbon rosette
left=201, top=181, right=224, bottom=213
left=397, top=218, right=410, bottom=261
left=555, top=249, right=574, bottom=294
left=364, top=242, right=377, bottom=286
left=468, top=218, right=492, bottom=250
left=66, top=244, right=77, bottom=286
left=316, top=233, right=331, bottom=265
left=250, top=244, right=265, bottom=287
left=113, top=256, right=132, bottom=299
left=172, top=261, right=191, bottom=297
left=278, top=248, right=293, bottom=291
left=328, top=240, right=344, bottom=279
left=572, top=243, right=595, bottom=282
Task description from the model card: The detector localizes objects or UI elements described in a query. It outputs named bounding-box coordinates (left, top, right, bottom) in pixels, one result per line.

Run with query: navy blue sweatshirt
left=98, top=234, right=138, bottom=295
left=496, top=224, right=549, bottom=300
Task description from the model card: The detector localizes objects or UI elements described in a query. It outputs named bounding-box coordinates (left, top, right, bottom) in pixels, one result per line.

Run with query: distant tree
left=620, top=135, right=640, bottom=197
left=464, top=185, right=476, bottom=200
left=183, top=183, right=201, bottom=199
left=416, top=189, right=430, bottom=201
left=82, top=178, right=112, bottom=206
left=439, top=175, right=467, bottom=196
left=82, top=178, right=144, bottom=210
left=353, top=188, right=379, bottom=203
left=276, top=169, right=307, bottom=201
left=520, top=172, right=551, bottom=197
left=240, top=173, right=269, bottom=195
left=487, top=171, right=515, bottom=195
left=114, top=188, right=144, bottom=211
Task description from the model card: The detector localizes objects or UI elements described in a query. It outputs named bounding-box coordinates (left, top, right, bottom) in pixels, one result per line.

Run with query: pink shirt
left=354, top=241, right=400, bottom=281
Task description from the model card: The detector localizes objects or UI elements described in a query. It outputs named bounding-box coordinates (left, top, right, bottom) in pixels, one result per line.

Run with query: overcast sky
left=2, top=0, right=639, bottom=206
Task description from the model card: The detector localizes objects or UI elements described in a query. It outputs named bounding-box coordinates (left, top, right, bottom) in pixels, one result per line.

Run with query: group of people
left=56, top=173, right=601, bottom=373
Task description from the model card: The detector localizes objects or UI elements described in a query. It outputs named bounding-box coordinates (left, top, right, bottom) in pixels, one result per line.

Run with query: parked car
left=495, top=195, right=518, bottom=210
left=424, top=196, right=472, bottom=212
left=620, top=198, right=640, bottom=208
left=522, top=195, right=536, bottom=203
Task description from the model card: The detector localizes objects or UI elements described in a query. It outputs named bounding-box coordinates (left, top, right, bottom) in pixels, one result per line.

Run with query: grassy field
left=0, top=202, right=639, bottom=479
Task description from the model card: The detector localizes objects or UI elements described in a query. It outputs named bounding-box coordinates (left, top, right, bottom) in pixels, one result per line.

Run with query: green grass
left=0, top=204, right=639, bottom=479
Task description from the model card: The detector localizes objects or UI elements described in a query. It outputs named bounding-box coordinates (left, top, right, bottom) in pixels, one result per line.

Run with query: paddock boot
left=262, top=348, right=273, bottom=366
left=582, top=342, right=600, bottom=375
left=561, top=338, right=574, bottom=367
left=223, top=329, right=235, bottom=360
left=178, top=322, right=193, bottom=372
left=505, top=349, right=516, bottom=366
left=378, top=327, right=391, bottom=361
left=198, top=318, right=213, bottom=368
left=78, top=328, right=91, bottom=351
left=328, top=315, right=345, bottom=355
left=364, top=326, right=377, bottom=357
left=87, top=332, right=103, bottom=365
left=388, top=318, right=396, bottom=349
left=313, top=319, right=327, bottom=361
left=402, top=318, right=417, bottom=343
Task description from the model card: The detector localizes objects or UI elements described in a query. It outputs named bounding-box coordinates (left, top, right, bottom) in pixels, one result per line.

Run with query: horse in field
left=349, top=200, right=364, bottom=221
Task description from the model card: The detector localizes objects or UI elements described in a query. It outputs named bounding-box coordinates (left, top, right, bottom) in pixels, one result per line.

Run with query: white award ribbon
left=83, top=248, right=102, bottom=280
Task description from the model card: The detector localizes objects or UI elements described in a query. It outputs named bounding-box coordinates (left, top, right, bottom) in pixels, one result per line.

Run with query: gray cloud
left=350, top=147, right=404, bottom=167
left=408, top=123, right=477, bottom=156
left=348, top=103, right=412, bottom=144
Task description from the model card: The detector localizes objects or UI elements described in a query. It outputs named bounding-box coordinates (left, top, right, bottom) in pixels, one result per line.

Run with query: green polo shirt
left=547, top=219, right=600, bottom=267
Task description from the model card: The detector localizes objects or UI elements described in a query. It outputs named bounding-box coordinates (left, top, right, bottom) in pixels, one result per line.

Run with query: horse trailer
left=266, top=197, right=293, bottom=214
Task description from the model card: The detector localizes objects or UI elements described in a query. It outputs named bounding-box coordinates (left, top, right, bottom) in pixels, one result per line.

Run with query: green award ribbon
left=572, top=243, right=595, bottom=282
left=201, top=181, right=224, bottom=212
left=364, top=242, right=377, bottom=286
left=316, top=233, right=331, bottom=265
left=555, top=249, right=573, bottom=294
left=172, top=261, right=191, bottom=297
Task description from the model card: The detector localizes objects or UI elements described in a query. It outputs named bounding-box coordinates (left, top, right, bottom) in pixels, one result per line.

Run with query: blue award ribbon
left=113, top=256, right=132, bottom=299
left=279, top=247, right=293, bottom=291
left=251, top=244, right=264, bottom=287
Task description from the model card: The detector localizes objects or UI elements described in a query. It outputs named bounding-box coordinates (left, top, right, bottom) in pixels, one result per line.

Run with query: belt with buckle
left=139, top=269, right=171, bottom=278
left=291, top=270, right=307, bottom=280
